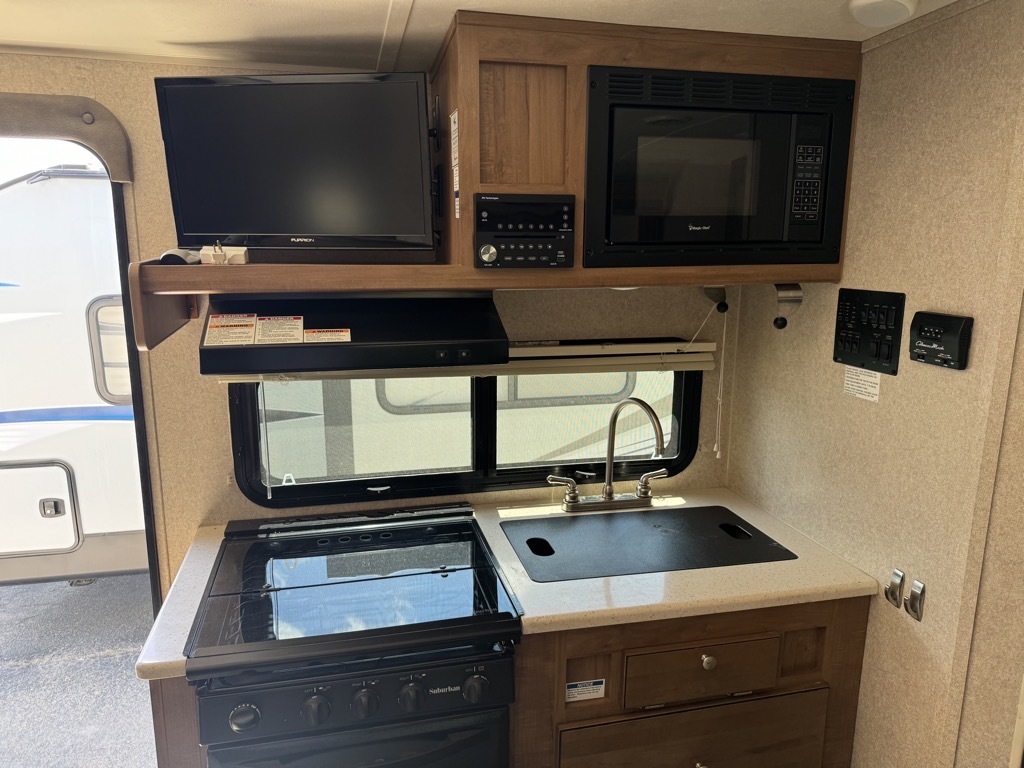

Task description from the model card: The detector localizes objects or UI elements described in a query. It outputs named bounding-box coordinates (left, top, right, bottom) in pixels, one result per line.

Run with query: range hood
left=199, top=295, right=510, bottom=377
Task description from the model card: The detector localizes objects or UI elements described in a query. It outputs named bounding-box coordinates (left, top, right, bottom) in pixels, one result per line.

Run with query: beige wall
left=729, top=0, right=1024, bottom=765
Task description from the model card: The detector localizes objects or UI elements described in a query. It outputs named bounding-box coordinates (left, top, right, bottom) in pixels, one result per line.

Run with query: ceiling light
left=849, top=0, right=918, bottom=28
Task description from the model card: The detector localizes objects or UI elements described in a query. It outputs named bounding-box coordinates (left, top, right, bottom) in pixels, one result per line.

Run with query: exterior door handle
left=39, top=498, right=65, bottom=518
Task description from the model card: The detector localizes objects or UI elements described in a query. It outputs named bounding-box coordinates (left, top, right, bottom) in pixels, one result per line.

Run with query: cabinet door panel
left=560, top=688, right=828, bottom=768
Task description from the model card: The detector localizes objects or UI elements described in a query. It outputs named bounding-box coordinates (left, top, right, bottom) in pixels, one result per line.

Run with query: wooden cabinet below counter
left=561, top=686, right=829, bottom=768
left=511, top=596, right=870, bottom=768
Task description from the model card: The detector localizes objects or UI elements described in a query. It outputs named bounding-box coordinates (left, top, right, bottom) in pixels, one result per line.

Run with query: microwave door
left=607, top=108, right=791, bottom=246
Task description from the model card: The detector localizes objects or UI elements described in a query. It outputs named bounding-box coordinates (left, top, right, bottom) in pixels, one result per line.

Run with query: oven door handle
left=237, top=726, right=490, bottom=768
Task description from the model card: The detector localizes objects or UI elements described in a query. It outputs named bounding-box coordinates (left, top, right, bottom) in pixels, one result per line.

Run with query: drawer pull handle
left=701, top=654, right=717, bottom=671
left=696, top=763, right=710, bottom=768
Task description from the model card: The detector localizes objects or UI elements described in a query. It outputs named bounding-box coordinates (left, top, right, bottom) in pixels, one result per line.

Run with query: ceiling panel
left=0, top=0, right=965, bottom=72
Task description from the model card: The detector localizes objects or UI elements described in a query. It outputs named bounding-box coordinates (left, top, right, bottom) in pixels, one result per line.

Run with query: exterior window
left=86, top=296, right=132, bottom=405
left=230, top=371, right=701, bottom=507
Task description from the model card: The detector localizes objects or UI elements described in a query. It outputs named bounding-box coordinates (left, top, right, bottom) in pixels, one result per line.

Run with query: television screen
left=155, top=73, right=434, bottom=255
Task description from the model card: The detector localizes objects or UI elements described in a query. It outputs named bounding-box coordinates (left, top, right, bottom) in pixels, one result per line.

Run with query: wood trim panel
left=149, top=677, right=205, bottom=768
left=128, top=261, right=193, bottom=350
left=450, top=11, right=864, bottom=58
left=479, top=62, right=567, bottom=186
left=137, top=260, right=842, bottom=295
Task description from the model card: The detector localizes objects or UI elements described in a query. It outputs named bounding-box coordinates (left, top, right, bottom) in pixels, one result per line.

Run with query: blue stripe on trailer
left=0, top=406, right=134, bottom=423
left=0, top=282, right=19, bottom=287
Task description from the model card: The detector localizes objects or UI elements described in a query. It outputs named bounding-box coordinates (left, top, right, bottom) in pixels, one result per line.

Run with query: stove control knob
left=227, top=703, right=261, bottom=734
left=351, top=688, right=380, bottom=720
left=398, top=682, right=427, bottom=713
left=299, top=694, right=332, bottom=726
left=462, top=675, right=491, bottom=705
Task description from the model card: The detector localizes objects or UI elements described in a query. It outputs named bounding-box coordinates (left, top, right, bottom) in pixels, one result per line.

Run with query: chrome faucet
left=548, top=397, right=668, bottom=512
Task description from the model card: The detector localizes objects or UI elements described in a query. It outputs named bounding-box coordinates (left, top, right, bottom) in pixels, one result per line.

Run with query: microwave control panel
left=474, top=194, right=574, bottom=268
left=788, top=114, right=831, bottom=240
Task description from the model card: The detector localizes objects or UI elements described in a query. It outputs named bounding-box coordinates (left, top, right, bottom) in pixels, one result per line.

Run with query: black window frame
left=229, top=371, right=702, bottom=508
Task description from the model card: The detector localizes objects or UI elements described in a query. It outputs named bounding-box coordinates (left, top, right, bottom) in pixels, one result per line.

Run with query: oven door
left=607, top=106, right=793, bottom=245
left=206, top=708, right=508, bottom=768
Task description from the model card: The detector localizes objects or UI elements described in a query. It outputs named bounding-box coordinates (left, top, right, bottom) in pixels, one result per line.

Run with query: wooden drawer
left=624, top=635, right=779, bottom=709
left=561, top=687, right=828, bottom=768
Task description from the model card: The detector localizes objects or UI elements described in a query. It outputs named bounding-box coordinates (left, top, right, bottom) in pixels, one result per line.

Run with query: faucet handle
left=636, top=468, right=668, bottom=498
left=546, top=475, right=580, bottom=503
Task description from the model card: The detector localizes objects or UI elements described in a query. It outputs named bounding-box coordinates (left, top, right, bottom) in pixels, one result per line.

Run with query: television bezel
left=154, top=72, right=435, bottom=253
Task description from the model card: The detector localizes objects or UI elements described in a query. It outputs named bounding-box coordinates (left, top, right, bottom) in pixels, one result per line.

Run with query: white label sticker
left=255, top=316, right=303, bottom=344
left=304, top=328, right=352, bottom=343
left=450, top=109, right=460, bottom=219
left=565, top=679, right=605, bottom=702
left=204, top=314, right=256, bottom=346
left=449, top=109, right=459, bottom=168
left=843, top=367, right=881, bottom=402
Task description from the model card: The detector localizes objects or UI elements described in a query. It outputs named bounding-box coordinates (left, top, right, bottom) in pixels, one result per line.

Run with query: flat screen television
left=154, top=73, right=436, bottom=262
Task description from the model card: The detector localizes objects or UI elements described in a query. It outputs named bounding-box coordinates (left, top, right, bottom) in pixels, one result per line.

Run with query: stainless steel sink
left=499, top=505, right=796, bottom=583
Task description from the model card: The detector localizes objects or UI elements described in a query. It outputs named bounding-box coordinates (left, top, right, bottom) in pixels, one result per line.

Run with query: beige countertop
left=478, top=487, right=878, bottom=634
left=136, top=487, right=878, bottom=681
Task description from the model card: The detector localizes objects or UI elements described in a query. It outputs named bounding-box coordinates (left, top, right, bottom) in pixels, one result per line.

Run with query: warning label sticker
left=204, top=314, right=256, bottom=346
left=843, top=366, right=881, bottom=403
left=565, top=679, right=605, bottom=702
left=304, top=328, right=352, bottom=343
left=255, top=316, right=303, bottom=345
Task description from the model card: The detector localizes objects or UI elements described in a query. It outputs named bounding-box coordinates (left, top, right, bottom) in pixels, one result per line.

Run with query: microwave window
left=635, top=137, right=761, bottom=218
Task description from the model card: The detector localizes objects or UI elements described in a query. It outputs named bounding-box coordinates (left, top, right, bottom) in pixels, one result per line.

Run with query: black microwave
left=583, top=66, right=855, bottom=268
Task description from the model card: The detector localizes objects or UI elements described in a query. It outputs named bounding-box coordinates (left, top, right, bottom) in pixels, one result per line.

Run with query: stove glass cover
left=188, top=517, right=517, bottom=655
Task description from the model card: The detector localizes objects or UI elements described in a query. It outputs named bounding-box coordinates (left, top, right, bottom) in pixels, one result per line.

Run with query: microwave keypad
left=791, top=145, right=825, bottom=223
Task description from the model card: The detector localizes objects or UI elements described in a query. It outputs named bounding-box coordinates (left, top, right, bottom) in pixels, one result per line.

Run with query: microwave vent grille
left=600, top=69, right=850, bottom=110
left=607, top=73, right=646, bottom=100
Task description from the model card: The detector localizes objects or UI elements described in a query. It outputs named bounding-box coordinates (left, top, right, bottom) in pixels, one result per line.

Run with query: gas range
left=183, top=504, right=522, bottom=764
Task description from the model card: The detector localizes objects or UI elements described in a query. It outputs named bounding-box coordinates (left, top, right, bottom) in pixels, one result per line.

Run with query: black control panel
left=788, top=114, right=830, bottom=241
left=474, top=193, right=574, bottom=268
left=909, top=311, right=973, bottom=370
left=198, top=655, right=515, bottom=745
left=833, top=288, right=906, bottom=376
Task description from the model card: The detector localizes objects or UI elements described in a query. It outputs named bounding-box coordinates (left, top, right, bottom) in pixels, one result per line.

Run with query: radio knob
left=227, top=703, right=261, bottom=733
left=398, top=682, right=427, bottom=713
left=462, top=675, right=490, bottom=705
left=299, top=694, right=332, bottom=726
left=351, top=688, right=380, bottom=720
left=479, top=244, right=498, bottom=263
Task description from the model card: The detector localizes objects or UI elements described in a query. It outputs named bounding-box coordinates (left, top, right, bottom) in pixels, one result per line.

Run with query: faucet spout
left=603, top=397, right=665, bottom=500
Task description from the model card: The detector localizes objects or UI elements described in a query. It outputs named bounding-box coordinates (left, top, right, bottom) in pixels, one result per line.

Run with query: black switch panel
left=833, top=288, right=906, bottom=376
left=909, top=311, right=973, bottom=369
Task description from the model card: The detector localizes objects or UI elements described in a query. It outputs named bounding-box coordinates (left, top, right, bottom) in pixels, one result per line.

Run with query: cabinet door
left=560, top=688, right=828, bottom=768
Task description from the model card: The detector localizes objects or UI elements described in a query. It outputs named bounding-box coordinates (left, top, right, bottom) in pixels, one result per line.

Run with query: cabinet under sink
left=499, top=505, right=796, bottom=582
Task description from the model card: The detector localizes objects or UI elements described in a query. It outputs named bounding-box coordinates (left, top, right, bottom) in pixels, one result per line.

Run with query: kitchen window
left=229, top=370, right=701, bottom=507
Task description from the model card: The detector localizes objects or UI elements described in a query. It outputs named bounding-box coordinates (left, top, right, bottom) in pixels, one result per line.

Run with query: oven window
left=229, top=371, right=701, bottom=506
